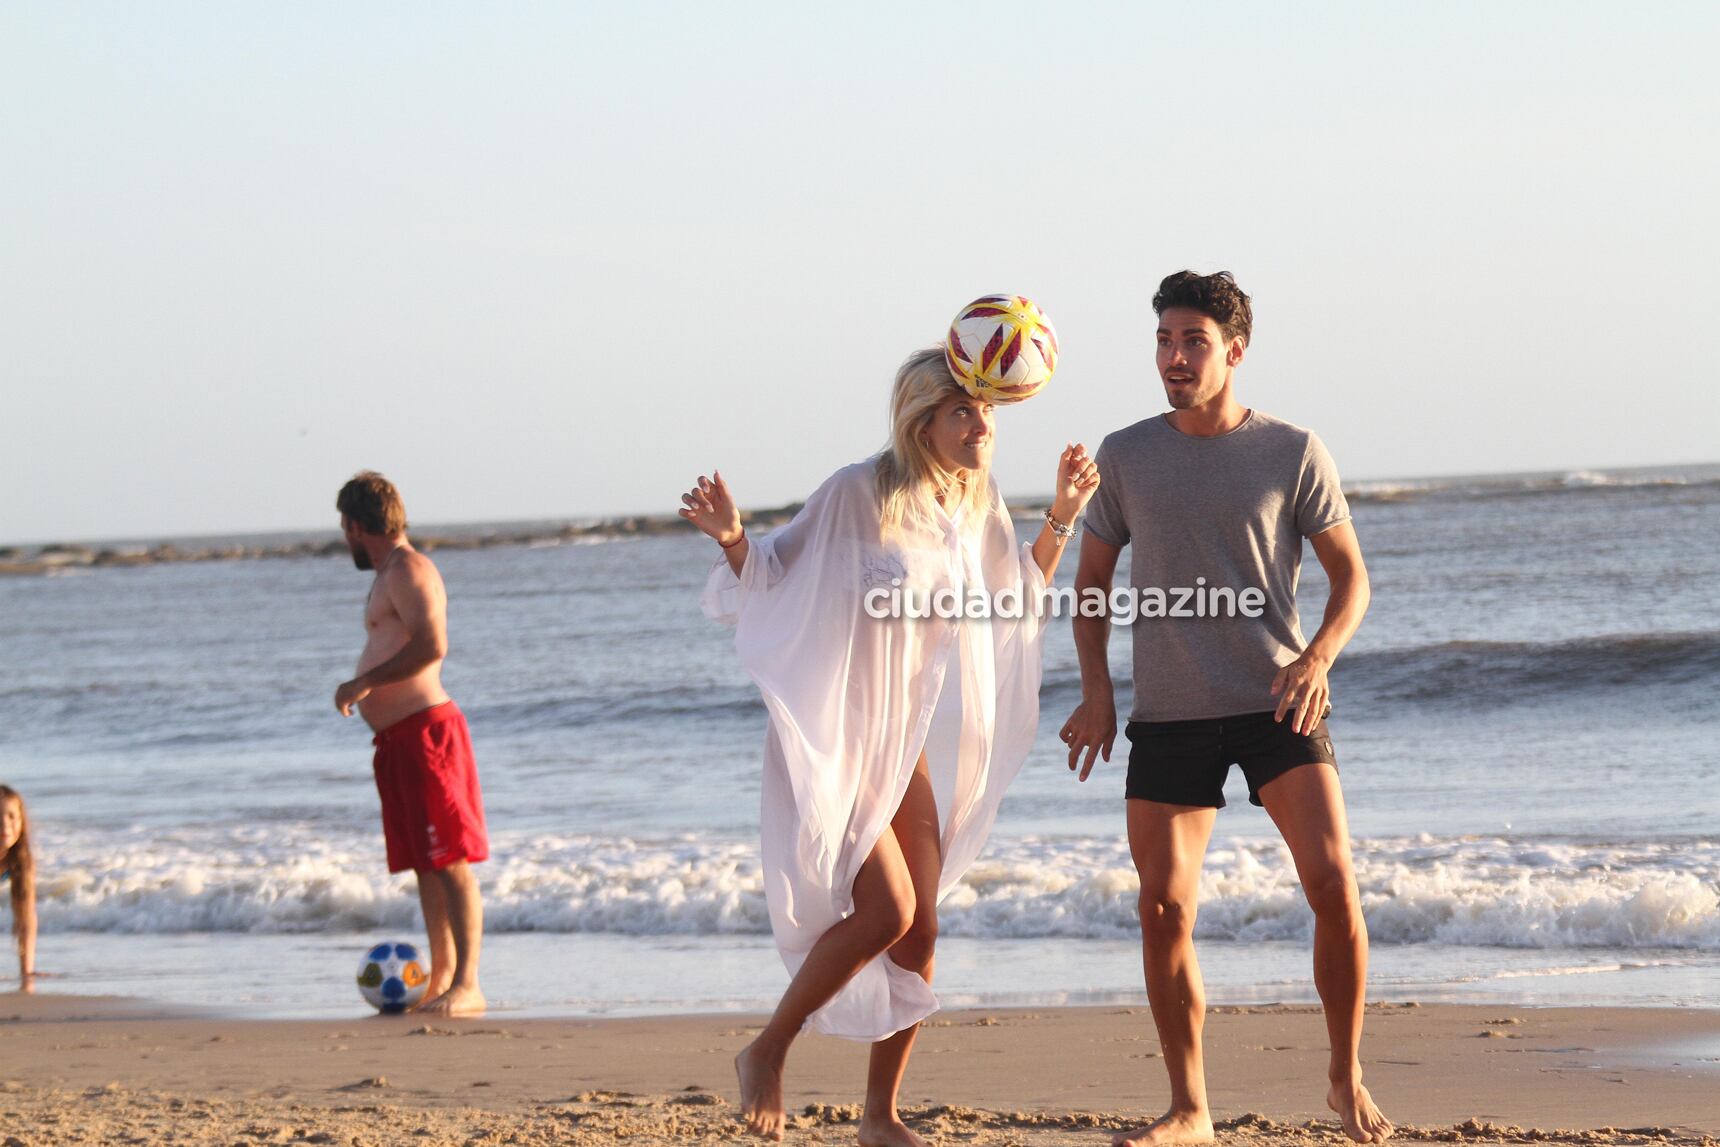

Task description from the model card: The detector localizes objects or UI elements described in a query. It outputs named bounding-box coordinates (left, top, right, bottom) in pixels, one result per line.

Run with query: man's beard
left=350, top=542, right=372, bottom=571
left=1155, top=369, right=1224, bottom=410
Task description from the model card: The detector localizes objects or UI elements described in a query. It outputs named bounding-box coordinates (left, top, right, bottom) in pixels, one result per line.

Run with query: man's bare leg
left=1257, top=764, right=1393, bottom=1143
left=413, top=871, right=455, bottom=1002
left=1115, top=799, right=1219, bottom=1147
left=415, top=860, right=486, bottom=1017
left=860, top=762, right=941, bottom=1147
left=736, top=823, right=917, bottom=1140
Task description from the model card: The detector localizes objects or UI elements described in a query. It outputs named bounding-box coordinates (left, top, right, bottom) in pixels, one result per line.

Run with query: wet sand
left=2, top=994, right=1717, bottom=1144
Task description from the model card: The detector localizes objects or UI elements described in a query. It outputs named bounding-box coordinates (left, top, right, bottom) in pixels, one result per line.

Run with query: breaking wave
left=32, top=828, right=1720, bottom=950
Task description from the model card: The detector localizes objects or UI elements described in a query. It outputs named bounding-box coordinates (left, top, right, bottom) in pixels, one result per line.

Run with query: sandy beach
left=3, top=994, right=1716, bottom=1145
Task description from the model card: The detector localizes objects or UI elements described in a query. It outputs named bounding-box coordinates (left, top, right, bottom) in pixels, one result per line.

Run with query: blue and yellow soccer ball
left=356, top=941, right=430, bottom=1013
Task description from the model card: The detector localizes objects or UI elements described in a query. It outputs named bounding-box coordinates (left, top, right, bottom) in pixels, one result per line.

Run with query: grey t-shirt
left=1083, top=410, right=1351, bottom=723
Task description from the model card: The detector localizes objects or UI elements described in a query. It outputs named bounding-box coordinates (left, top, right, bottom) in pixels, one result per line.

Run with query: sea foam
left=32, top=827, right=1720, bottom=950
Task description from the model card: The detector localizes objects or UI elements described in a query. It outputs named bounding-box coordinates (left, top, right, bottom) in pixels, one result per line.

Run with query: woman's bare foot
left=735, top=1041, right=786, bottom=1140
left=1112, top=1108, right=1216, bottom=1147
left=417, top=983, right=487, bottom=1017
left=1328, top=1080, right=1394, bottom=1143
left=408, top=980, right=452, bottom=1013
left=857, top=1113, right=930, bottom=1147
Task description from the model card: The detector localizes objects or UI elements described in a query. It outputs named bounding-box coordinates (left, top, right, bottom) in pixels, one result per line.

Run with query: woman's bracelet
left=719, top=529, right=748, bottom=550
left=1043, top=508, right=1078, bottom=539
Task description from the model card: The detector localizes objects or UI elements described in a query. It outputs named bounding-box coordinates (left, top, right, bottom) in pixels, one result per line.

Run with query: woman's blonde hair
left=874, top=347, right=994, bottom=537
left=0, top=785, right=32, bottom=930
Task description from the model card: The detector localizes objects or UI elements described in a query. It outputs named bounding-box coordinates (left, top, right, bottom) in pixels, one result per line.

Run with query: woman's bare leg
left=860, top=759, right=942, bottom=1147
left=736, top=820, right=918, bottom=1140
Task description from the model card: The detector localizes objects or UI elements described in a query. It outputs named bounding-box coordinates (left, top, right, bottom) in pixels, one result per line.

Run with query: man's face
left=1156, top=307, right=1242, bottom=410
left=342, top=517, right=373, bottom=571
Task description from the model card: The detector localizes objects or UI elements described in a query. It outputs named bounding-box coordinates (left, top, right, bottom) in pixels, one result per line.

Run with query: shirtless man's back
left=335, top=470, right=488, bottom=1017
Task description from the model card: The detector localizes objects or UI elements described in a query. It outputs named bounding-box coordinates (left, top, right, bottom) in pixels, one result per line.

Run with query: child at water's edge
left=1, top=785, right=38, bottom=991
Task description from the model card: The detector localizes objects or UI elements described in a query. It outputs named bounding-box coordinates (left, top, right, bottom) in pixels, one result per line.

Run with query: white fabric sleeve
left=700, top=469, right=849, bottom=626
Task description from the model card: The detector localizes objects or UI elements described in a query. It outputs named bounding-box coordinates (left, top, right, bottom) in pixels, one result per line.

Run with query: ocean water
left=2, top=463, right=1718, bottom=1017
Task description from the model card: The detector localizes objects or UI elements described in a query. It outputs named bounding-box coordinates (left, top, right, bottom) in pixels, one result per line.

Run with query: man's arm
left=1060, top=532, right=1123, bottom=781
left=1271, top=521, right=1370, bottom=735
left=334, top=554, right=449, bottom=716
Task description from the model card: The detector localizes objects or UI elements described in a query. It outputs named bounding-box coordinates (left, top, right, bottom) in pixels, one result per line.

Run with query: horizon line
left=4, top=456, right=1716, bottom=552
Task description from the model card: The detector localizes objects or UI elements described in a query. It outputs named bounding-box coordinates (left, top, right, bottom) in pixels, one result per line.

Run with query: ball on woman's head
left=943, top=295, right=1059, bottom=404
left=356, top=941, right=430, bottom=1013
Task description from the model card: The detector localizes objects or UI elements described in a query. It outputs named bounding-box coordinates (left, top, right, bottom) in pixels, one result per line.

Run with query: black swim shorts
left=1124, top=708, right=1337, bottom=809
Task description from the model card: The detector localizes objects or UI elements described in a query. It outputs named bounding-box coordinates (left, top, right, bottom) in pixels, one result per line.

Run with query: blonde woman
left=681, top=347, right=1098, bottom=1143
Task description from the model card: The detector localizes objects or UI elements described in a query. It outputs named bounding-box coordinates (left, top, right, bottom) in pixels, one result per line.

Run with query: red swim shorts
left=371, top=701, right=490, bottom=874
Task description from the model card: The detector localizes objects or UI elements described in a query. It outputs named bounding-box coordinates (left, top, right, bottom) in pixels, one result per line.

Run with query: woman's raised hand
left=678, top=471, right=744, bottom=547
left=1051, top=444, right=1100, bottom=524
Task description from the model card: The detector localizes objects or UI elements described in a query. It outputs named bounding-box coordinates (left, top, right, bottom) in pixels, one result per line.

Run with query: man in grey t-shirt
left=1061, top=272, right=1393, bottom=1145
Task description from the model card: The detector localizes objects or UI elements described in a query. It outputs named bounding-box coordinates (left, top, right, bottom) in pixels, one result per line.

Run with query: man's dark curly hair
left=1152, top=270, right=1253, bottom=347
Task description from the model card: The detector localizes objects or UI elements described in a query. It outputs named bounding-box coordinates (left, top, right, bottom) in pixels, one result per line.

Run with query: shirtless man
left=334, top=471, right=488, bottom=1017
left=1061, top=272, right=1392, bottom=1144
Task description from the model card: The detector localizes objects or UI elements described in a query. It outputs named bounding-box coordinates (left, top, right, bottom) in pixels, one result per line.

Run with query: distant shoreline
left=4, top=460, right=1715, bottom=576
left=0, top=501, right=813, bottom=576
left=0, top=499, right=1080, bottom=576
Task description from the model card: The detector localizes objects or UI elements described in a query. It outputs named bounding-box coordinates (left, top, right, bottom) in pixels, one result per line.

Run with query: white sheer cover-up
left=701, top=459, right=1048, bottom=1041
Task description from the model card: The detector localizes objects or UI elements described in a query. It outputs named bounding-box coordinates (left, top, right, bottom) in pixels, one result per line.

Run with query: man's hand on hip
left=1270, top=651, right=1331, bottom=735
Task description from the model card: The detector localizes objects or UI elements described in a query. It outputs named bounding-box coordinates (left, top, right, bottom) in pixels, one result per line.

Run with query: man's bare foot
left=1112, top=1109, right=1216, bottom=1147
left=417, top=983, right=487, bottom=1017
left=858, top=1113, right=929, bottom=1147
left=734, top=1042, right=786, bottom=1140
left=1328, top=1080, right=1394, bottom=1143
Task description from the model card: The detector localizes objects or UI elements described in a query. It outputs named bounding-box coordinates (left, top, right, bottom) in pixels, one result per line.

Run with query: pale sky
left=3, top=1, right=1717, bottom=545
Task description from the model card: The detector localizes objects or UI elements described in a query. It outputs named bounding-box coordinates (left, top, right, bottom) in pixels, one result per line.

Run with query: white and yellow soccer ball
left=943, top=295, right=1059, bottom=404
left=356, top=940, right=430, bottom=1013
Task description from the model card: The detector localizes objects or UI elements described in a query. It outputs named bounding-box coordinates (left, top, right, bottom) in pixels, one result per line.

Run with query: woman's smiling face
left=923, top=392, right=995, bottom=474
left=1, top=797, right=20, bottom=853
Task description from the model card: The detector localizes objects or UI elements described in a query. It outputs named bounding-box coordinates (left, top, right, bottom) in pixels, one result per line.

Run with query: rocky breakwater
left=0, top=503, right=820, bottom=576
